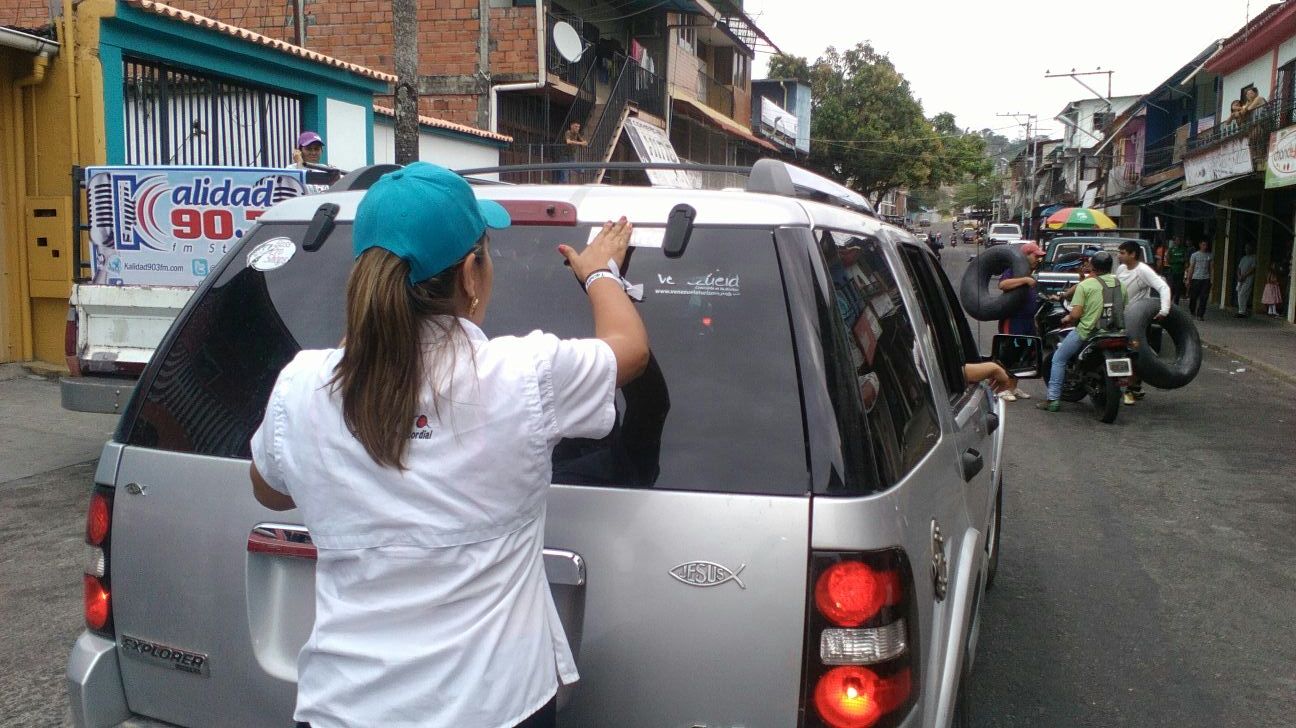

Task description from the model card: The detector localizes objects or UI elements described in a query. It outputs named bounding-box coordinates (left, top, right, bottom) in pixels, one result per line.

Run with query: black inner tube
left=959, top=245, right=1030, bottom=321
left=1124, top=298, right=1202, bottom=389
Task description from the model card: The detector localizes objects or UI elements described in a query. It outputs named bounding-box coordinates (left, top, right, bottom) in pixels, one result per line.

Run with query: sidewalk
left=0, top=364, right=119, bottom=485
left=1195, top=311, right=1296, bottom=385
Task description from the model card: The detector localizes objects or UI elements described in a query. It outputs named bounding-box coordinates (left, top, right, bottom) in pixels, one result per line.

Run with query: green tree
left=801, top=43, right=934, bottom=203
left=767, top=53, right=811, bottom=83
left=797, top=43, right=989, bottom=205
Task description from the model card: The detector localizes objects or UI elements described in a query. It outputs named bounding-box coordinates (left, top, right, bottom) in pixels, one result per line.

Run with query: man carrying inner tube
left=1115, top=241, right=1170, bottom=405
left=1037, top=251, right=1127, bottom=413
left=994, top=242, right=1045, bottom=402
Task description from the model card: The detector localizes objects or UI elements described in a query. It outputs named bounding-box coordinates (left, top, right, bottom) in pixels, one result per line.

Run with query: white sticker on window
left=247, top=237, right=296, bottom=271
left=652, top=268, right=742, bottom=298
left=586, top=226, right=665, bottom=249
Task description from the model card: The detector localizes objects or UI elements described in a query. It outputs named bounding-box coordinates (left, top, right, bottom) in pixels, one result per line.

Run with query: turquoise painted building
left=98, top=0, right=394, bottom=170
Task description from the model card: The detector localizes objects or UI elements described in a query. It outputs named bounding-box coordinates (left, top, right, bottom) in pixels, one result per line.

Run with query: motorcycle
left=1035, top=294, right=1135, bottom=424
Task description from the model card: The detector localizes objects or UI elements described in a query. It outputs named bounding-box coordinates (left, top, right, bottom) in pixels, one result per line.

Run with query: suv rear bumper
left=67, top=631, right=131, bottom=728
left=61, top=376, right=136, bottom=415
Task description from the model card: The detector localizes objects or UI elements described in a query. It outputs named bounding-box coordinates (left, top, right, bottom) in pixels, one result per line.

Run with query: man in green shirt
left=1038, top=251, right=1127, bottom=412
left=1166, top=238, right=1188, bottom=305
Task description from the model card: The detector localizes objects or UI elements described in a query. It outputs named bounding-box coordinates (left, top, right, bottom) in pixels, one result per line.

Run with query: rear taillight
left=64, top=305, right=82, bottom=376
left=803, top=550, right=917, bottom=728
left=1096, top=337, right=1130, bottom=350
left=83, top=486, right=114, bottom=636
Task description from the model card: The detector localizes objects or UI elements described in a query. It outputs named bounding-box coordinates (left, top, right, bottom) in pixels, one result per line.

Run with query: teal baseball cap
left=353, top=162, right=511, bottom=284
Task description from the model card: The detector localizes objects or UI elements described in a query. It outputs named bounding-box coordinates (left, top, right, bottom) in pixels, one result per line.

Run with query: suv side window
left=814, top=230, right=940, bottom=486
left=898, top=245, right=972, bottom=402
left=121, top=221, right=349, bottom=455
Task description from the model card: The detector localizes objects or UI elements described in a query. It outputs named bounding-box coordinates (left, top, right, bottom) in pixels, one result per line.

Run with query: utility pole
left=393, top=0, right=420, bottom=165
left=998, top=112, right=1039, bottom=233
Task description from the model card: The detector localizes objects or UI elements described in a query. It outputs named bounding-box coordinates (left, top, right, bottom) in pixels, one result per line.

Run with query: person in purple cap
left=292, top=131, right=324, bottom=167
left=249, top=162, right=649, bottom=727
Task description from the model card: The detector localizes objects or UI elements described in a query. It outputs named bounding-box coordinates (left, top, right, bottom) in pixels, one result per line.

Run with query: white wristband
left=583, top=270, right=620, bottom=290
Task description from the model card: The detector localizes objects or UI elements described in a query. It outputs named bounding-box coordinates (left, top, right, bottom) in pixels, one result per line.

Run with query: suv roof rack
left=745, top=159, right=876, bottom=216
left=451, top=161, right=878, bottom=218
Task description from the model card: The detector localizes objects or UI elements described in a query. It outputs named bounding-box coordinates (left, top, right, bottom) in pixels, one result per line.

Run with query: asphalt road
left=2, top=239, right=1294, bottom=726
left=937, top=224, right=1296, bottom=727
left=0, top=369, right=119, bottom=727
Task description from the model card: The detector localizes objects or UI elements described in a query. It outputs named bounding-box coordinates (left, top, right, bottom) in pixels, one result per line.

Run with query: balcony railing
left=696, top=67, right=734, bottom=118
left=626, top=61, right=667, bottom=120
left=1188, top=96, right=1296, bottom=153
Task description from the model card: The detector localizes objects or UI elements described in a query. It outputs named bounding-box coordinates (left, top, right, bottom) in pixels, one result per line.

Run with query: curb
left=0, top=362, right=65, bottom=382
left=1200, top=340, right=1296, bottom=386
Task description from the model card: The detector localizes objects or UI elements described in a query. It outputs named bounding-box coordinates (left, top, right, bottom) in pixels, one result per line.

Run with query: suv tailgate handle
left=961, top=448, right=984, bottom=482
left=544, top=549, right=585, bottom=587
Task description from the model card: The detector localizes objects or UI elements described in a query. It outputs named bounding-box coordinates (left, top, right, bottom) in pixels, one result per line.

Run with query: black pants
left=295, top=696, right=555, bottom=728
left=1169, top=274, right=1186, bottom=305
left=1188, top=279, right=1211, bottom=318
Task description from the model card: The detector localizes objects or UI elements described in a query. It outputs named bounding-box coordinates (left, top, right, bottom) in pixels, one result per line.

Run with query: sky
left=744, top=0, right=1262, bottom=141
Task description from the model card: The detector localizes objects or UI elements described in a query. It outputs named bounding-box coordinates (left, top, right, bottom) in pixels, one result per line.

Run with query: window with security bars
left=122, top=58, right=303, bottom=168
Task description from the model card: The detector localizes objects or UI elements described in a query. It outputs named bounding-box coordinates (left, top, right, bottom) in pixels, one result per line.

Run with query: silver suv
left=68, top=160, right=1006, bottom=728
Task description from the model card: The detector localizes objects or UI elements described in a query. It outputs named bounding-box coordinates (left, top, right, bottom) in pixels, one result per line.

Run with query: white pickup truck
left=60, top=284, right=194, bottom=413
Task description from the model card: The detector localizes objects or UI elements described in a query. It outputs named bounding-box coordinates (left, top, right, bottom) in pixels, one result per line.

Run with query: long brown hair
left=330, top=243, right=480, bottom=469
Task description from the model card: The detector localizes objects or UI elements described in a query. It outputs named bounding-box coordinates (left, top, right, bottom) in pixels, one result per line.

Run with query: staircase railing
left=580, top=57, right=635, bottom=178
left=554, top=56, right=599, bottom=144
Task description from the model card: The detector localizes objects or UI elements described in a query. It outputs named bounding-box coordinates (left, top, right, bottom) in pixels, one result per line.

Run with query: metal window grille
left=122, top=58, right=303, bottom=167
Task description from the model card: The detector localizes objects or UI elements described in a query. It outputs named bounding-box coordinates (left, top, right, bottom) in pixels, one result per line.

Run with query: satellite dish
left=553, top=21, right=584, bottom=63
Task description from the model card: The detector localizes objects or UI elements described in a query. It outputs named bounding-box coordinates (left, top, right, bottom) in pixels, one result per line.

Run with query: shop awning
left=1120, top=177, right=1183, bottom=205
left=1158, top=173, right=1255, bottom=202
left=673, top=97, right=780, bottom=152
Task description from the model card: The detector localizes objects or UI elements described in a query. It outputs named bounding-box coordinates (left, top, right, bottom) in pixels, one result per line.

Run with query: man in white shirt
left=1236, top=243, right=1258, bottom=317
left=1116, top=240, right=1171, bottom=406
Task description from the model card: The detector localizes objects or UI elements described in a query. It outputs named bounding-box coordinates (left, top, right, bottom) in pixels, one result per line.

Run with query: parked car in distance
left=68, top=160, right=1009, bottom=728
left=986, top=223, right=1023, bottom=247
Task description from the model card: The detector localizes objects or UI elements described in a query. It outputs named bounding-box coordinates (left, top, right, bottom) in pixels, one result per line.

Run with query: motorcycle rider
left=1115, top=240, right=1170, bottom=405
left=1037, top=250, right=1127, bottom=413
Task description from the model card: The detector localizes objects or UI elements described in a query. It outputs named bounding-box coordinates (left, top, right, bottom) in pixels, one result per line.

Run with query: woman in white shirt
left=1115, top=240, right=1171, bottom=406
left=249, top=162, right=649, bottom=727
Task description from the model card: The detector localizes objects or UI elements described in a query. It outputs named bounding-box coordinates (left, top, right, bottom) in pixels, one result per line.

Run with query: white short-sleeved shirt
left=1115, top=262, right=1171, bottom=316
left=250, top=319, right=616, bottom=728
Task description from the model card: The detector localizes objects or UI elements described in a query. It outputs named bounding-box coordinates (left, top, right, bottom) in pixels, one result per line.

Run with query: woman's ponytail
left=331, top=247, right=468, bottom=469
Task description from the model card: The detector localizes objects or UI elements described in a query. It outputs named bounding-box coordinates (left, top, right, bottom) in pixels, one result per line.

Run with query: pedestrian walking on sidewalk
left=1186, top=240, right=1214, bottom=321
left=1166, top=238, right=1188, bottom=305
left=1235, top=243, right=1257, bottom=317
left=247, top=163, right=649, bottom=728
left=1262, top=269, right=1284, bottom=316
left=1116, top=240, right=1171, bottom=405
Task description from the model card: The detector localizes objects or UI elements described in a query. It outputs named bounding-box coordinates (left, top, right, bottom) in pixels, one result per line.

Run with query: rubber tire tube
left=1124, top=299, right=1203, bottom=390
left=959, top=244, right=1031, bottom=321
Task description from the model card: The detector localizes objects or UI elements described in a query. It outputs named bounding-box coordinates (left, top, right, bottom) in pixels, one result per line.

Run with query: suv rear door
left=486, top=223, right=812, bottom=727
left=108, top=215, right=812, bottom=727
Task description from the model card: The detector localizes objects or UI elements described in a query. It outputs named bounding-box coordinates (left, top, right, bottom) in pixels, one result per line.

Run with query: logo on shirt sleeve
left=410, top=414, right=433, bottom=440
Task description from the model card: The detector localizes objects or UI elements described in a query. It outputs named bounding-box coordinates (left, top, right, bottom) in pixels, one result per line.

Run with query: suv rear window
left=121, top=220, right=808, bottom=496
left=488, top=225, right=806, bottom=495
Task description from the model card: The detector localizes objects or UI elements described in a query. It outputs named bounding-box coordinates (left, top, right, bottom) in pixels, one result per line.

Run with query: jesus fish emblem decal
left=669, top=560, right=747, bottom=589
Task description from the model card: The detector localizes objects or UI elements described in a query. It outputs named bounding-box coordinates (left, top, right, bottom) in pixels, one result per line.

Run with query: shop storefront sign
left=1184, top=137, right=1252, bottom=187
left=622, top=117, right=699, bottom=189
left=1265, top=126, right=1296, bottom=189
left=86, top=166, right=306, bottom=286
